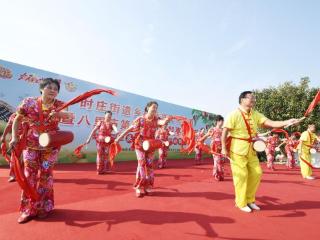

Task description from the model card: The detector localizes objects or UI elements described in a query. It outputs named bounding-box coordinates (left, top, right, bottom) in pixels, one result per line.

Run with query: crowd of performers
left=1, top=81, right=320, bottom=223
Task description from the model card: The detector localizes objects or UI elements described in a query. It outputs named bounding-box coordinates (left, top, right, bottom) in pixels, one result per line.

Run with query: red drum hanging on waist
left=39, top=131, right=74, bottom=148
left=142, top=139, right=163, bottom=152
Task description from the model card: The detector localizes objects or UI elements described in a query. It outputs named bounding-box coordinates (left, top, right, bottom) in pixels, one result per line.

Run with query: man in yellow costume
left=299, top=124, right=319, bottom=180
left=221, top=91, right=299, bottom=213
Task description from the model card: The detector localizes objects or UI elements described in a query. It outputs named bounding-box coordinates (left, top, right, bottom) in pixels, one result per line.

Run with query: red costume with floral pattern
left=209, top=127, right=224, bottom=181
left=131, top=115, right=159, bottom=190
left=156, top=127, right=170, bottom=168
left=17, top=97, right=64, bottom=217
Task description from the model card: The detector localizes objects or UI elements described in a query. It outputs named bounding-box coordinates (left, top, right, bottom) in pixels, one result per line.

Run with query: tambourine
left=39, top=131, right=74, bottom=148
left=142, top=139, right=167, bottom=152
left=252, top=138, right=267, bottom=152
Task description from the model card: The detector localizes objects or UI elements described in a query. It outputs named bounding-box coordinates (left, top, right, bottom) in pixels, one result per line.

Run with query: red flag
left=304, top=90, right=320, bottom=117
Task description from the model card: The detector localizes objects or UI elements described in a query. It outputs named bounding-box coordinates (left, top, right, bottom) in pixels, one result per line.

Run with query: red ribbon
left=271, top=128, right=289, bottom=140
left=109, top=142, right=122, bottom=167
left=56, top=89, right=116, bottom=112
left=73, top=143, right=87, bottom=158
left=11, top=149, right=39, bottom=201
left=1, top=142, right=10, bottom=163
left=168, top=116, right=195, bottom=154
left=299, top=156, right=314, bottom=169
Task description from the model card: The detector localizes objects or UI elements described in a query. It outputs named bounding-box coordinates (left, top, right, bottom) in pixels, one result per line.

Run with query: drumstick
left=276, top=141, right=286, bottom=149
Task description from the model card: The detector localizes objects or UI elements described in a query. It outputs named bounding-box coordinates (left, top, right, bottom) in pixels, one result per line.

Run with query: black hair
left=39, top=78, right=60, bottom=94
left=144, top=101, right=158, bottom=113
left=105, top=110, right=112, bottom=116
left=215, top=115, right=224, bottom=122
left=239, top=91, right=253, bottom=104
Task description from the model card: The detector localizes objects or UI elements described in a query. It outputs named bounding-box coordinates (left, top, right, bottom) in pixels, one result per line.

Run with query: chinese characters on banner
left=60, top=98, right=185, bottom=147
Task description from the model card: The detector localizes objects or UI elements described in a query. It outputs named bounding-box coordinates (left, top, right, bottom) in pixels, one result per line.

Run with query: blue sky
left=0, top=0, right=319, bottom=116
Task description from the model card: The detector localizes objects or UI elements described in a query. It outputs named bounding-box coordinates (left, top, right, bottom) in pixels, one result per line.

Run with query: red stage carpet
left=0, top=159, right=319, bottom=240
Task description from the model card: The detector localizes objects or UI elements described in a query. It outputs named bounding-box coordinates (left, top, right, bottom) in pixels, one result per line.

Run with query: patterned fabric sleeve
left=16, top=97, right=34, bottom=116
left=131, top=116, right=142, bottom=132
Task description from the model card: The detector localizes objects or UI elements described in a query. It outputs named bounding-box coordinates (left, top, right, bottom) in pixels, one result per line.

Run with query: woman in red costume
left=1, top=113, right=21, bottom=182
left=284, top=133, right=300, bottom=169
left=155, top=124, right=170, bottom=169
left=194, top=128, right=205, bottom=165
left=86, top=111, right=118, bottom=174
left=200, top=115, right=225, bottom=181
left=265, top=133, right=279, bottom=170
left=9, top=78, right=72, bottom=223
left=115, top=101, right=169, bottom=197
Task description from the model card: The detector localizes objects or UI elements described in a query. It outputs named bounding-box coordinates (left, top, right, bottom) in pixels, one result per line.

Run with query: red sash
left=299, top=156, right=314, bottom=169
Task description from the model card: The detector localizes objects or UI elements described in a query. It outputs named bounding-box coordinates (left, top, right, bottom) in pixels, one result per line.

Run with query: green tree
left=253, top=77, right=320, bottom=133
